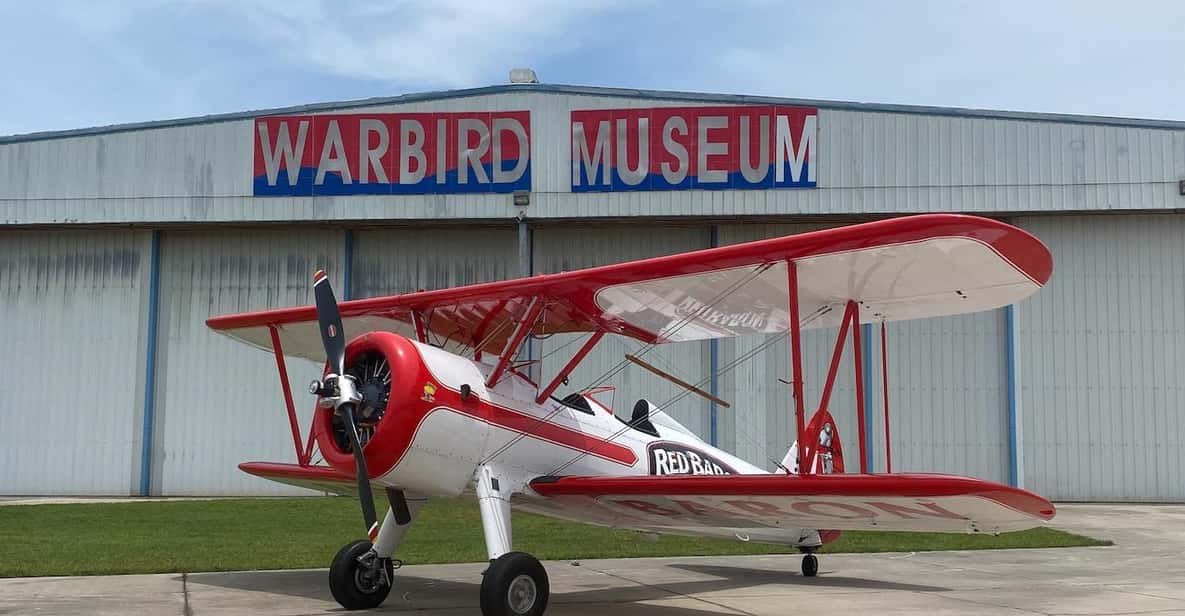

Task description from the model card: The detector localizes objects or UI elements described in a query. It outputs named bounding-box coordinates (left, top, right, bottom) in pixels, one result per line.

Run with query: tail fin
left=780, top=409, right=845, bottom=475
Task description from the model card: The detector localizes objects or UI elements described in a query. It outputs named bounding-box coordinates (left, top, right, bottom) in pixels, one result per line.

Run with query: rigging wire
left=478, top=265, right=773, bottom=466
left=544, top=304, right=833, bottom=476
left=580, top=263, right=775, bottom=392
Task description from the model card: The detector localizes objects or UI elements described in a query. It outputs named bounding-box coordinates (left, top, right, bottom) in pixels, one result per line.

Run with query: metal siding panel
left=0, top=230, right=149, bottom=495
left=715, top=223, right=1008, bottom=481
left=351, top=227, right=518, bottom=297
left=155, top=230, right=345, bottom=495
left=2, top=91, right=1181, bottom=224
left=1017, top=214, right=1185, bottom=501
left=531, top=225, right=712, bottom=441
left=883, top=312, right=1009, bottom=482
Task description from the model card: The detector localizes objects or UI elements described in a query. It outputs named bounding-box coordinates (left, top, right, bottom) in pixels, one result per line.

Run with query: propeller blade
left=311, top=270, right=378, bottom=542
left=339, top=402, right=380, bottom=541
left=312, top=269, right=346, bottom=376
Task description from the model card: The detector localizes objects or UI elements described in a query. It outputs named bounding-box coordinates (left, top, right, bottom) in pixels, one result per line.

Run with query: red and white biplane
left=207, top=213, right=1055, bottom=615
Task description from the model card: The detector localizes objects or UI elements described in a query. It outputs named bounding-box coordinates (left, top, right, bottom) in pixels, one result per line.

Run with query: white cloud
left=206, top=0, right=632, bottom=87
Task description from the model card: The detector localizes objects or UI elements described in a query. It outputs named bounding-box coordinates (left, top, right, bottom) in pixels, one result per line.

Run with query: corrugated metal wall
left=0, top=230, right=150, bottom=494
left=153, top=230, right=345, bottom=495
left=716, top=223, right=1009, bottom=482
left=1016, top=214, right=1185, bottom=501
left=882, top=312, right=1009, bottom=483
left=3, top=89, right=1181, bottom=224
left=2, top=87, right=1181, bottom=499
left=532, top=225, right=713, bottom=439
left=351, top=226, right=518, bottom=299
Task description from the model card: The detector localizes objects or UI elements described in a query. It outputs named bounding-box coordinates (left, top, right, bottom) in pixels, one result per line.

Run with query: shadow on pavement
left=669, top=563, right=949, bottom=592
left=184, top=557, right=946, bottom=613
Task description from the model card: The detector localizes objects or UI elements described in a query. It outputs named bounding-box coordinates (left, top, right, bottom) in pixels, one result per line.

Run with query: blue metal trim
left=708, top=225, right=719, bottom=447
left=138, top=231, right=161, bottom=496
left=6, top=83, right=1182, bottom=144
left=1005, top=305, right=1019, bottom=487
left=861, top=323, right=874, bottom=471
left=343, top=230, right=354, bottom=301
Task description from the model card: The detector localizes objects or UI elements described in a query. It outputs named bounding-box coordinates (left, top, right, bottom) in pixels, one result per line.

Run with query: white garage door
left=0, top=230, right=150, bottom=495
left=153, top=230, right=345, bottom=495
left=1017, top=214, right=1185, bottom=501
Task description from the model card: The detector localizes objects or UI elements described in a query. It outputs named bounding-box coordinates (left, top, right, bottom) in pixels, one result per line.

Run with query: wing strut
left=806, top=299, right=870, bottom=474
left=535, top=332, right=605, bottom=404
left=411, top=310, right=428, bottom=343
left=487, top=297, right=544, bottom=388
left=851, top=302, right=869, bottom=473
left=268, top=324, right=311, bottom=467
left=881, top=321, right=893, bottom=473
left=786, top=260, right=807, bottom=476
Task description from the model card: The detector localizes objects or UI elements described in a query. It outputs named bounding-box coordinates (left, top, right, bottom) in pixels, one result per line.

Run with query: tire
left=480, top=552, right=550, bottom=616
left=329, top=540, right=394, bottom=610
left=801, top=553, right=819, bottom=577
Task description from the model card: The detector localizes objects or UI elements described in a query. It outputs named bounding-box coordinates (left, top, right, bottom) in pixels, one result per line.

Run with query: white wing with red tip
left=529, top=473, right=1056, bottom=535
left=206, top=214, right=1053, bottom=360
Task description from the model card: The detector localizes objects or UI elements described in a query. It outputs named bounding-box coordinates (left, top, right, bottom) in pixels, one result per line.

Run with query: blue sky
left=3, top=0, right=1183, bottom=136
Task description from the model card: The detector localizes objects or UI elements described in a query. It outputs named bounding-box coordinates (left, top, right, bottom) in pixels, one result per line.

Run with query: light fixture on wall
left=513, top=190, right=530, bottom=206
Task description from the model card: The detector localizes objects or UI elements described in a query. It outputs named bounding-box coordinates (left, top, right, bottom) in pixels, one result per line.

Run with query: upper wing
left=206, top=214, right=1052, bottom=361
left=529, top=473, right=1055, bottom=534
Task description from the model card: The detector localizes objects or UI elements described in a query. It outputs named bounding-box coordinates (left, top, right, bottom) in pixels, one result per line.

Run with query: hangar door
left=0, top=230, right=151, bottom=495
left=350, top=226, right=518, bottom=299
left=1017, top=214, right=1185, bottom=501
left=716, top=223, right=1010, bottom=483
left=153, top=230, right=345, bottom=495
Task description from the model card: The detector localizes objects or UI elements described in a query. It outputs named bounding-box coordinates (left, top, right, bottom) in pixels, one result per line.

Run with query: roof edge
left=3, top=83, right=1184, bottom=145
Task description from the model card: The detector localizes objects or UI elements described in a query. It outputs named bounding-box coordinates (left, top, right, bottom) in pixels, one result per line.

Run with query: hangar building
left=2, top=80, right=1183, bottom=501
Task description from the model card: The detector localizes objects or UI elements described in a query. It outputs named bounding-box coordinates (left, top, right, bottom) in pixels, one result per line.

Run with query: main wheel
left=329, top=540, right=394, bottom=610
left=801, top=553, right=819, bottom=577
left=480, top=552, right=549, bottom=616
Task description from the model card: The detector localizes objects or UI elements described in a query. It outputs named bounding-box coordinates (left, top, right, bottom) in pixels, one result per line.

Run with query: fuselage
left=316, top=333, right=820, bottom=547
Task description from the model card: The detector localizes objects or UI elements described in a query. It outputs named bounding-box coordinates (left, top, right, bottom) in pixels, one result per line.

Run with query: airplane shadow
left=184, top=558, right=948, bottom=613
left=669, top=563, right=948, bottom=592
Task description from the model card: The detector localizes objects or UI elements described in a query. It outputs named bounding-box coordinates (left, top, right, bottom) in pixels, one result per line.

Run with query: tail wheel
left=329, top=540, right=394, bottom=610
left=801, top=553, right=819, bottom=577
left=480, top=552, right=549, bottom=616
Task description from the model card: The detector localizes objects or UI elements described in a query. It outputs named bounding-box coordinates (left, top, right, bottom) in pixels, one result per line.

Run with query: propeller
left=311, top=270, right=380, bottom=542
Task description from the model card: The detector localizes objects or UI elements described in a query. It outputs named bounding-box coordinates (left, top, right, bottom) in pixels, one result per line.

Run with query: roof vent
left=509, top=68, right=539, bottom=84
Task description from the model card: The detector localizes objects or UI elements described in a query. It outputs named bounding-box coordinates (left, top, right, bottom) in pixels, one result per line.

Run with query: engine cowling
left=313, top=331, right=491, bottom=495
left=314, top=332, right=431, bottom=482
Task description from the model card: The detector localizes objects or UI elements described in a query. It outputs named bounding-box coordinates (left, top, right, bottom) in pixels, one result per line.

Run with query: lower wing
left=529, top=473, right=1055, bottom=534
left=239, top=461, right=367, bottom=497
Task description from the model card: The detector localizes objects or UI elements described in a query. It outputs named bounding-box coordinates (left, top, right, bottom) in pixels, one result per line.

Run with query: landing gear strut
left=476, top=465, right=550, bottom=615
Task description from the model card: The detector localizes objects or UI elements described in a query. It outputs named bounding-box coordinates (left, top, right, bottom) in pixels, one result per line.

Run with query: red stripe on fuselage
left=431, top=392, right=639, bottom=467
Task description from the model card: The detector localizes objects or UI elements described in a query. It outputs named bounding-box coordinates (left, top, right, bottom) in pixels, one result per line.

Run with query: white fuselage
left=372, top=340, right=817, bottom=547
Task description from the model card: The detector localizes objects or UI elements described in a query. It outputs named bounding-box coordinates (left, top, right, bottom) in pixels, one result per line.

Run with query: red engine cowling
left=313, top=332, right=435, bottom=481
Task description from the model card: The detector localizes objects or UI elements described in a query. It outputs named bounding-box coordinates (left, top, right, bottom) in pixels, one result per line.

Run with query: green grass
left=0, top=497, right=1108, bottom=577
